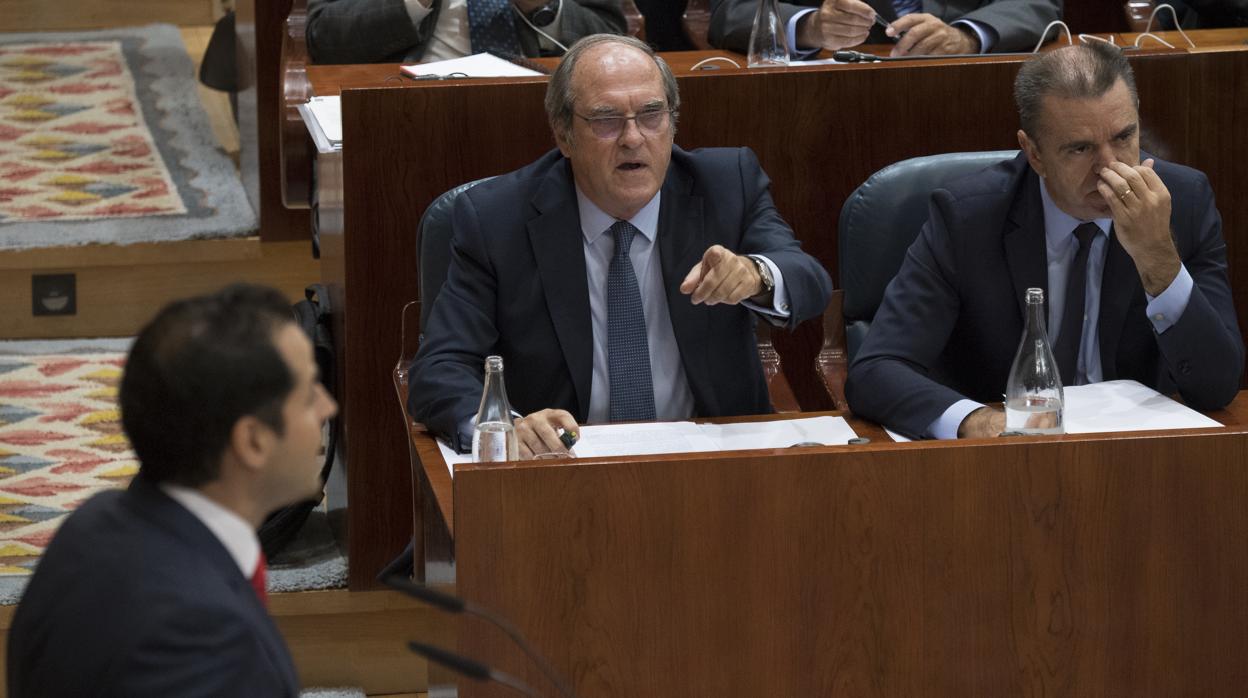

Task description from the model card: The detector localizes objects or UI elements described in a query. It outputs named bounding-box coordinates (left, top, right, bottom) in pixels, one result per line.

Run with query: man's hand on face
left=514, top=409, right=579, bottom=459
left=680, top=245, right=768, bottom=306
left=1096, top=159, right=1181, bottom=296
left=798, top=0, right=875, bottom=51
left=888, top=14, right=979, bottom=56
left=957, top=406, right=1005, bottom=438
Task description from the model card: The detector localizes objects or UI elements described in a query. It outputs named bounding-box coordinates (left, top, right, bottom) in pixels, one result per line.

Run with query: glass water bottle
left=748, top=0, right=791, bottom=68
left=472, top=355, right=519, bottom=462
left=1004, top=288, right=1065, bottom=435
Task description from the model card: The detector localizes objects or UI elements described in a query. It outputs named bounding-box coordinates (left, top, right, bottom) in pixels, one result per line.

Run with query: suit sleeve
left=709, top=0, right=811, bottom=53
left=113, top=605, right=293, bottom=698
left=408, top=192, right=501, bottom=449
left=306, top=0, right=426, bottom=64
left=550, top=0, right=629, bottom=41
left=844, top=190, right=975, bottom=438
left=1151, top=171, right=1243, bottom=410
left=735, top=148, right=833, bottom=330
left=955, top=0, right=1063, bottom=53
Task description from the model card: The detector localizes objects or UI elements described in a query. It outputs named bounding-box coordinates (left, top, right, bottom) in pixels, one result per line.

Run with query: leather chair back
left=416, top=178, right=494, bottom=334
left=838, top=150, right=1017, bottom=362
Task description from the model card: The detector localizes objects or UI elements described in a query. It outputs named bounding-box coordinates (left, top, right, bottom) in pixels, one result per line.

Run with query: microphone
left=832, top=49, right=1037, bottom=63
left=385, top=575, right=577, bottom=698
left=406, top=641, right=539, bottom=697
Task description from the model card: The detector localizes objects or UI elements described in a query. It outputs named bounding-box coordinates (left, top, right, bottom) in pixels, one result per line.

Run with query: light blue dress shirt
left=577, top=188, right=791, bottom=424
left=787, top=2, right=996, bottom=58
left=928, top=176, right=1195, bottom=439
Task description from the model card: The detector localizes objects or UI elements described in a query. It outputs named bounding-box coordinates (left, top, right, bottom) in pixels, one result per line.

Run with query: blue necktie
left=467, top=0, right=524, bottom=58
left=892, top=0, right=921, bottom=17
left=1054, top=222, right=1099, bottom=386
left=607, top=221, right=656, bottom=422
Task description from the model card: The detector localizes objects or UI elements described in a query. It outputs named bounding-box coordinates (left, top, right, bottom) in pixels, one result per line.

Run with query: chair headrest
left=417, top=177, right=494, bottom=332
left=838, top=151, right=1017, bottom=322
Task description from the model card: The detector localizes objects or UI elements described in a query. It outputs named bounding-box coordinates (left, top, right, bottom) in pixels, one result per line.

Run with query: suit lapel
left=1003, top=170, right=1048, bottom=322
left=1097, top=226, right=1138, bottom=381
left=528, top=160, right=593, bottom=417
left=657, top=163, right=713, bottom=411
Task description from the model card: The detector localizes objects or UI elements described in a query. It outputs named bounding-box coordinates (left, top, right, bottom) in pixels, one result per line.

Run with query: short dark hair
left=120, top=284, right=295, bottom=487
left=1014, top=41, right=1139, bottom=144
left=545, top=33, right=680, bottom=143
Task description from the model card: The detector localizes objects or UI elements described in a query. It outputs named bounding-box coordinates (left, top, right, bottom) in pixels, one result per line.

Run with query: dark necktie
left=251, top=550, right=268, bottom=607
left=466, top=0, right=524, bottom=59
left=607, top=220, right=656, bottom=422
left=892, top=0, right=921, bottom=17
left=1054, top=222, right=1099, bottom=386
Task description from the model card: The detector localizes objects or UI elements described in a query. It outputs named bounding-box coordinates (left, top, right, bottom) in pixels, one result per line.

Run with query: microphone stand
left=407, top=640, right=540, bottom=697
left=385, top=575, right=577, bottom=698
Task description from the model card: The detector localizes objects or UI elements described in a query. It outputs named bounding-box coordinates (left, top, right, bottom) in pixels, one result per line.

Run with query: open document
left=885, top=379, right=1223, bottom=442
left=436, top=416, right=860, bottom=478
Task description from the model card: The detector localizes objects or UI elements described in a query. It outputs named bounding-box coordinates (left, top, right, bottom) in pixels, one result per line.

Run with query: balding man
left=846, top=42, right=1243, bottom=439
left=409, top=34, right=832, bottom=458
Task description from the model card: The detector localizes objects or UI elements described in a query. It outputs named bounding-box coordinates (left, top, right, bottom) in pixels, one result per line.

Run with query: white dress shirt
left=161, top=482, right=261, bottom=578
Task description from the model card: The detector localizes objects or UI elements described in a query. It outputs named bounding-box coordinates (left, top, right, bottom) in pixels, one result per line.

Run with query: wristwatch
left=526, top=0, right=560, bottom=28
left=748, top=255, right=775, bottom=295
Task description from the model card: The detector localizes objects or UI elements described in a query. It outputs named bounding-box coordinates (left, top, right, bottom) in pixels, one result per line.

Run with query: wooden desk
left=412, top=399, right=1248, bottom=697
left=314, top=34, right=1248, bottom=589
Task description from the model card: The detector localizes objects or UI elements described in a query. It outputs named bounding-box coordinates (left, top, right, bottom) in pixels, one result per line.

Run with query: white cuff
left=404, top=0, right=434, bottom=25
left=1145, top=263, right=1194, bottom=334
left=927, top=399, right=984, bottom=440
left=742, top=255, right=792, bottom=318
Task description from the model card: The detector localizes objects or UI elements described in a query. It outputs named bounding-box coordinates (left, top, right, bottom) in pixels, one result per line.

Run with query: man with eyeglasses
left=409, top=33, right=832, bottom=458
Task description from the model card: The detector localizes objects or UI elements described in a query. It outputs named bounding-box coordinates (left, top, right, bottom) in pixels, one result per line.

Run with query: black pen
left=875, top=13, right=905, bottom=41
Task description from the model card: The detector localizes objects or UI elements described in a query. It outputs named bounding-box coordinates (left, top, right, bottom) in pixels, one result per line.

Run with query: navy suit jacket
left=7, top=476, right=299, bottom=698
left=846, top=153, right=1243, bottom=438
left=409, top=146, right=832, bottom=446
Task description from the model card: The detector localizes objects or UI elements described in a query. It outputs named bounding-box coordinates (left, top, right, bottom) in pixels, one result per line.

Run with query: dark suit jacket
left=845, top=153, right=1243, bottom=438
left=409, top=146, right=833, bottom=446
left=7, top=477, right=298, bottom=698
left=307, top=0, right=628, bottom=64
left=709, top=0, right=1062, bottom=54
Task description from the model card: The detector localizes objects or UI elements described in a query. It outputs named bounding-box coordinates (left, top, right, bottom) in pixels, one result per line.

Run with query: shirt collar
left=1038, top=176, right=1112, bottom=252
left=160, top=482, right=261, bottom=578
left=576, top=187, right=661, bottom=246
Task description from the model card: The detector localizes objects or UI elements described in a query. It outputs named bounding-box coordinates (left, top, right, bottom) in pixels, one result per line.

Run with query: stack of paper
left=298, top=96, right=342, bottom=152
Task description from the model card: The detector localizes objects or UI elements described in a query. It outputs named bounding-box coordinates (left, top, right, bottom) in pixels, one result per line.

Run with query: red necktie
left=251, top=551, right=268, bottom=607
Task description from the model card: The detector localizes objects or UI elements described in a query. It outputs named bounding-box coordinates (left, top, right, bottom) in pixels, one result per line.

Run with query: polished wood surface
left=318, top=34, right=1248, bottom=588
left=432, top=397, right=1248, bottom=696
left=237, top=0, right=310, bottom=241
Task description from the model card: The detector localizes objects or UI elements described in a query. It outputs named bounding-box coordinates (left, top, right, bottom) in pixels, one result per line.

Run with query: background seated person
left=408, top=34, right=832, bottom=458
left=845, top=42, right=1243, bottom=439
left=307, top=0, right=628, bottom=64
left=709, top=0, right=1061, bottom=57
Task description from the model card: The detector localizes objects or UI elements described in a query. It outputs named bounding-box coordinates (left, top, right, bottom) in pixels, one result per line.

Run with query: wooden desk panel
left=447, top=403, right=1248, bottom=696
left=325, top=44, right=1248, bottom=589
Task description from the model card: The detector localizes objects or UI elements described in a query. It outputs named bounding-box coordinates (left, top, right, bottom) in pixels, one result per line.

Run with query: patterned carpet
left=0, top=338, right=347, bottom=605
left=0, top=24, right=255, bottom=249
left=0, top=339, right=136, bottom=577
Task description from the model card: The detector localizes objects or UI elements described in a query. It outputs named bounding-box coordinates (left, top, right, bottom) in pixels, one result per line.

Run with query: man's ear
left=1017, top=129, right=1045, bottom=178
left=228, top=415, right=275, bottom=472
left=553, top=125, right=572, bottom=158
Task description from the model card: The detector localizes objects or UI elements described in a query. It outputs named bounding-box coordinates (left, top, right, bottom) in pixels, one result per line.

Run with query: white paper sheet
left=401, top=53, right=544, bottom=79
left=1063, top=380, right=1222, bottom=433
left=880, top=379, right=1222, bottom=441
left=435, top=416, right=861, bottom=476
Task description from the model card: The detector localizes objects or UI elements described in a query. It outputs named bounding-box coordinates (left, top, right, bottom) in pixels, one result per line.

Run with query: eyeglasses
left=575, top=109, right=675, bottom=140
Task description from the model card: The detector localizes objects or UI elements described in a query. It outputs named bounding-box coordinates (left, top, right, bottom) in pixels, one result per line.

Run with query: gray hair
left=1014, top=41, right=1139, bottom=145
left=544, top=34, right=681, bottom=142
